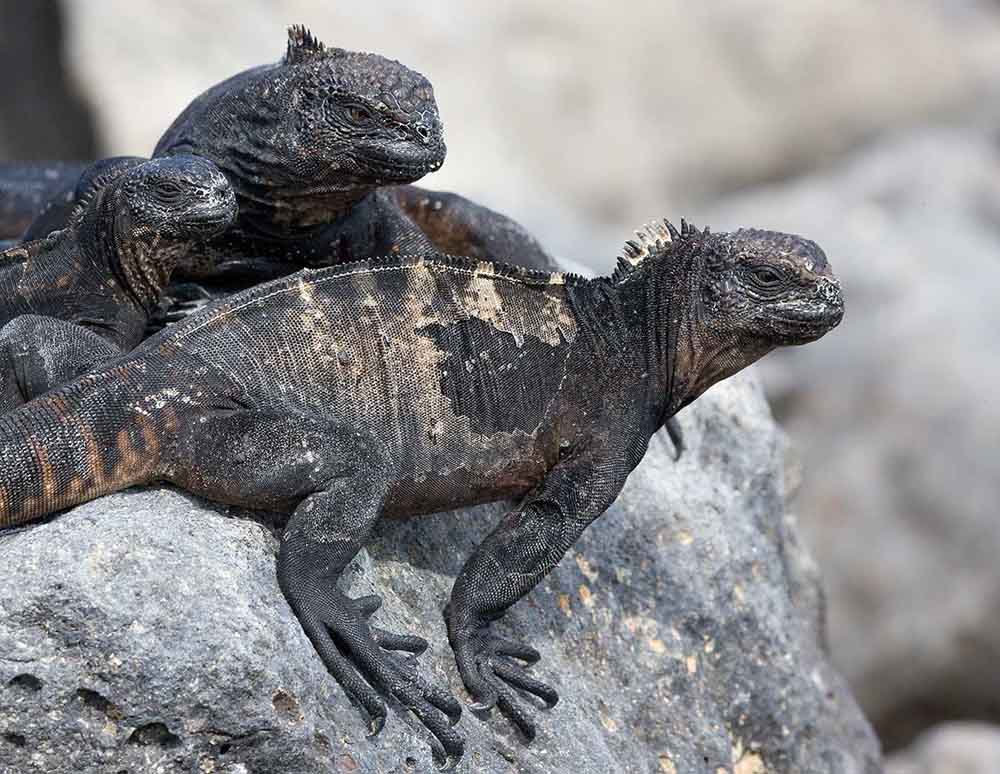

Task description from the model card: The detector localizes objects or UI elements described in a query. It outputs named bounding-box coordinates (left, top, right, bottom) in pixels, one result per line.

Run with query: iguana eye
left=155, top=181, right=186, bottom=202
left=346, top=105, right=373, bottom=125
left=751, top=266, right=785, bottom=287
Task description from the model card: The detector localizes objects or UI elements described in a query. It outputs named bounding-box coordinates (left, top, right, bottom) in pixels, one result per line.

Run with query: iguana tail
left=0, top=361, right=168, bottom=527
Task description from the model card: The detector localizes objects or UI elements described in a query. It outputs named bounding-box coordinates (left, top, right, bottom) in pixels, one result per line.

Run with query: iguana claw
left=452, top=626, right=556, bottom=741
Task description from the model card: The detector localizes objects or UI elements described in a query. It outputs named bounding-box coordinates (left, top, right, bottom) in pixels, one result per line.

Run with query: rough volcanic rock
left=0, top=375, right=880, bottom=773
left=886, top=723, right=1000, bottom=774
left=702, top=125, right=1000, bottom=750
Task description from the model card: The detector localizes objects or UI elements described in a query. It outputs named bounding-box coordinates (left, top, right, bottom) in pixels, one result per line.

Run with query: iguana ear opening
left=284, top=25, right=344, bottom=65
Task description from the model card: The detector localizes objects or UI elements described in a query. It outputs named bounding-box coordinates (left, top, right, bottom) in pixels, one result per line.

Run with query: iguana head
left=111, top=155, right=238, bottom=243
left=75, top=155, right=237, bottom=310
left=154, top=26, right=445, bottom=226
left=615, top=219, right=843, bottom=414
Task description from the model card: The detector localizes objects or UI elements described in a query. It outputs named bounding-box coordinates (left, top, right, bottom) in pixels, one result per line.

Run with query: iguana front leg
left=169, top=411, right=464, bottom=768
left=446, top=445, right=631, bottom=739
left=0, top=315, right=124, bottom=412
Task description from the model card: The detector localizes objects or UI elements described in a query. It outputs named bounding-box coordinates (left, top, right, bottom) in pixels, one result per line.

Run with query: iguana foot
left=294, top=589, right=464, bottom=767
left=450, top=621, right=558, bottom=741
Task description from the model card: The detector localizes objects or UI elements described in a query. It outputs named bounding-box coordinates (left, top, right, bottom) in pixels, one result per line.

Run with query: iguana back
left=154, top=255, right=579, bottom=512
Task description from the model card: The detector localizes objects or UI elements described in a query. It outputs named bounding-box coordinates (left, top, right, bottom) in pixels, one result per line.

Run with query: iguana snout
left=718, top=227, right=844, bottom=346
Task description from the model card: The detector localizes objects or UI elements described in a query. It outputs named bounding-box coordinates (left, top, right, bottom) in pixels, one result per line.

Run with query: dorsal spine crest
left=284, top=25, right=343, bottom=65
left=613, top=218, right=711, bottom=282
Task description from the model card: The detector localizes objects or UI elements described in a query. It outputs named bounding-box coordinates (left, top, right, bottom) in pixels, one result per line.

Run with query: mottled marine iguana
left=0, top=155, right=236, bottom=412
left=6, top=27, right=555, bottom=283
left=0, top=219, right=842, bottom=767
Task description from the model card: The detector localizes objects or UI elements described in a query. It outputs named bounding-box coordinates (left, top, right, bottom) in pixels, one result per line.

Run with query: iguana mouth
left=361, top=155, right=444, bottom=183
left=354, top=137, right=447, bottom=184
left=771, top=305, right=844, bottom=342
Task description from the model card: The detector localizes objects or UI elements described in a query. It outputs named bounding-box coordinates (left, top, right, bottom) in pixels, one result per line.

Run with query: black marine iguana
left=0, top=219, right=843, bottom=767
left=0, top=154, right=236, bottom=412
left=6, top=27, right=555, bottom=282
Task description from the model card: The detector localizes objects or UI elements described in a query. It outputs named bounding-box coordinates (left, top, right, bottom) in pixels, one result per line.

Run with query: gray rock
left=0, top=374, right=880, bottom=773
left=701, top=125, right=1000, bottom=750
left=886, top=723, right=1000, bottom=774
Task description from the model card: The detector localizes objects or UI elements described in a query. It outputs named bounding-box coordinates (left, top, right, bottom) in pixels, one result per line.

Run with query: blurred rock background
left=4, top=0, right=999, bottom=767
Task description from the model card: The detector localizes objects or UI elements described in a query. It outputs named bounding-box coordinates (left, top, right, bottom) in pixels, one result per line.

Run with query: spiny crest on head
left=67, top=168, right=130, bottom=229
left=284, top=25, right=344, bottom=65
left=613, top=218, right=710, bottom=281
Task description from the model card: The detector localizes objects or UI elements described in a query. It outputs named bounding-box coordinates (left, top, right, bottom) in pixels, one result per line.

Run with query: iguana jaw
left=351, top=141, right=446, bottom=184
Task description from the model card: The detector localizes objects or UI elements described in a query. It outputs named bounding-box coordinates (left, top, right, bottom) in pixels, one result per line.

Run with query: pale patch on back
left=172, top=258, right=580, bottom=482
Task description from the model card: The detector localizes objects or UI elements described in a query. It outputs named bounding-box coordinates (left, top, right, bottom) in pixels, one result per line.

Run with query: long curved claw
left=492, top=660, right=558, bottom=708
left=296, top=592, right=465, bottom=766
left=452, top=629, right=556, bottom=740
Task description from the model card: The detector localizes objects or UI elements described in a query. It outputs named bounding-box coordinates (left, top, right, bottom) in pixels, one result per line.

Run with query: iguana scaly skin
left=6, top=27, right=555, bottom=285
left=0, top=155, right=236, bottom=412
left=0, top=220, right=842, bottom=767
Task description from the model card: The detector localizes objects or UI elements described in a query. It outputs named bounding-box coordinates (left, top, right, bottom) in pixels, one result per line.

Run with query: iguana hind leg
left=0, top=315, right=123, bottom=413
left=169, top=411, right=464, bottom=768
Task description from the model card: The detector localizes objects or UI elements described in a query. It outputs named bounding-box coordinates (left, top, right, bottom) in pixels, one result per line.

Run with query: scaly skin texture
left=6, top=27, right=556, bottom=286
left=0, top=219, right=843, bottom=767
left=0, top=155, right=236, bottom=412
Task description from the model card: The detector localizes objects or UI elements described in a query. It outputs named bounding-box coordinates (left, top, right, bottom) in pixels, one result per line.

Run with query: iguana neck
left=162, top=143, right=375, bottom=240
left=77, top=188, right=173, bottom=316
left=232, top=178, right=376, bottom=239
left=605, top=267, right=773, bottom=424
left=566, top=272, right=680, bottom=436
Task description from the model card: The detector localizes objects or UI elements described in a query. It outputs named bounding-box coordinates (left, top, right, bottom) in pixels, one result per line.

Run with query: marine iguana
left=6, top=27, right=555, bottom=282
left=0, top=219, right=842, bottom=767
left=0, top=154, right=236, bottom=412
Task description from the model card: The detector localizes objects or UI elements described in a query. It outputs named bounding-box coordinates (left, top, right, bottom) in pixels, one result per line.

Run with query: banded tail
left=0, top=361, right=170, bottom=527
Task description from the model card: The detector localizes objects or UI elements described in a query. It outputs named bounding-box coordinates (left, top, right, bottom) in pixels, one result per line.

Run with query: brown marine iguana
left=6, top=27, right=555, bottom=284
left=0, top=219, right=843, bottom=768
left=0, top=154, right=236, bottom=412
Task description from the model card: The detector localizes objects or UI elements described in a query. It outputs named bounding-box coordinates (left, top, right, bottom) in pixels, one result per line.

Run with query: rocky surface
left=699, top=124, right=1000, bottom=749
left=886, top=723, right=1000, bottom=774
left=0, top=374, right=880, bottom=773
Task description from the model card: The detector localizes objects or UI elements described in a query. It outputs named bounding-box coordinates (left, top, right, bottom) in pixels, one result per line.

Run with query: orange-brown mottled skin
left=0, top=219, right=842, bottom=767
